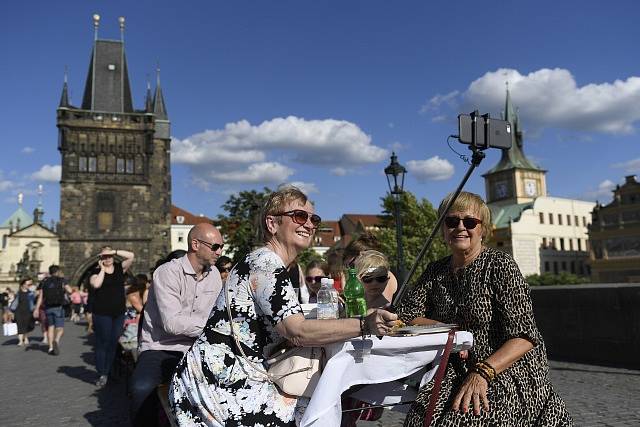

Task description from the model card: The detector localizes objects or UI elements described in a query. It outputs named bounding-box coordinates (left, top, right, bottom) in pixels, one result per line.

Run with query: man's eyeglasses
left=444, top=216, right=482, bottom=230
left=305, top=275, right=328, bottom=284
left=361, top=274, right=389, bottom=284
left=273, top=210, right=322, bottom=228
left=196, top=239, right=224, bottom=252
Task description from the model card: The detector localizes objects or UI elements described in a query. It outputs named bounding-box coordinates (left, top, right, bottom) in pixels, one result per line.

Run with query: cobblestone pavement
left=2, top=322, right=639, bottom=426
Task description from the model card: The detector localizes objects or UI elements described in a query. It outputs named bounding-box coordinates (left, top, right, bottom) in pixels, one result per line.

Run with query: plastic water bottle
left=325, top=278, right=340, bottom=319
left=317, top=279, right=335, bottom=319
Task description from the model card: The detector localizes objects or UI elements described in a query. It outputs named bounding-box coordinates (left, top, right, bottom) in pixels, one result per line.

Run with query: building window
left=126, top=158, right=134, bottom=174
left=553, top=261, right=558, bottom=274
left=544, top=261, right=550, bottom=272
left=579, top=261, right=584, bottom=275
left=575, top=215, right=579, bottom=227
left=116, top=158, right=125, bottom=174
left=558, top=214, right=563, bottom=225
left=548, top=213, right=554, bottom=225
left=539, top=212, right=544, bottom=224
left=497, top=241, right=504, bottom=247
left=561, top=261, right=567, bottom=271
left=551, top=238, right=556, bottom=249
left=88, top=156, right=97, bottom=172
left=560, top=238, right=565, bottom=250
left=542, top=237, right=548, bottom=248
left=582, top=216, right=587, bottom=227
left=569, top=239, right=574, bottom=251
left=567, top=215, right=571, bottom=226
left=178, top=233, right=184, bottom=243
left=96, top=192, right=115, bottom=232
left=570, top=261, right=575, bottom=274
left=577, top=239, right=582, bottom=251
left=79, top=156, right=88, bottom=172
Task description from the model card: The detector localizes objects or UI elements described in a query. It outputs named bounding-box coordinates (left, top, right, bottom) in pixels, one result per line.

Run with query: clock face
left=495, top=182, right=507, bottom=198
left=524, top=179, right=537, bottom=197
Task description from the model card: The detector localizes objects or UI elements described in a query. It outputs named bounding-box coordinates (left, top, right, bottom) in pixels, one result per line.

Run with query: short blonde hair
left=438, top=191, right=492, bottom=240
left=354, top=250, right=390, bottom=278
left=259, top=185, right=309, bottom=243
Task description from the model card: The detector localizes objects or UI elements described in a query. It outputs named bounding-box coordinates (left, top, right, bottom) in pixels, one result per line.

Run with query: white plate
left=388, top=323, right=458, bottom=337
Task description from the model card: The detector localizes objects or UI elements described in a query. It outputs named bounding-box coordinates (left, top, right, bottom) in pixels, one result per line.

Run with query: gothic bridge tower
left=56, top=15, right=171, bottom=284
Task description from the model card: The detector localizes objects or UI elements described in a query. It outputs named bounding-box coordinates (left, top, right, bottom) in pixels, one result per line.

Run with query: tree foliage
left=526, top=272, right=590, bottom=286
left=375, top=191, right=449, bottom=284
left=217, top=188, right=272, bottom=263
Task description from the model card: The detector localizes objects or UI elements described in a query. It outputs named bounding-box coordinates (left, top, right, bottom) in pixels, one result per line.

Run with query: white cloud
left=31, top=165, right=61, bottom=182
left=420, top=90, right=460, bottom=114
left=584, top=179, right=617, bottom=201
left=406, top=156, right=455, bottom=181
left=210, top=162, right=293, bottom=184
left=424, top=68, right=640, bottom=134
left=172, top=116, right=387, bottom=167
left=22, top=147, right=35, bottom=154
left=330, top=167, right=347, bottom=176
left=613, top=158, right=640, bottom=173
left=172, top=116, right=388, bottom=187
left=0, top=180, right=13, bottom=192
left=287, top=181, right=318, bottom=195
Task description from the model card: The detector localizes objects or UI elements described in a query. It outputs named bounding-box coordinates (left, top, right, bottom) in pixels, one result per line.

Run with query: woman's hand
left=452, top=372, right=489, bottom=415
left=364, top=308, right=397, bottom=335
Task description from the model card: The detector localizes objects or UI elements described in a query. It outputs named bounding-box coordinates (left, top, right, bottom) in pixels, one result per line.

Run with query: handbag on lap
left=224, top=281, right=325, bottom=398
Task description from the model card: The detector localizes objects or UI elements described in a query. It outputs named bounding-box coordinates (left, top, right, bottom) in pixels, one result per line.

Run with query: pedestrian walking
left=89, top=246, right=135, bottom=387
left=33, top=265, right=72, bottom=355
left=13, top=278, right=36, bottom=347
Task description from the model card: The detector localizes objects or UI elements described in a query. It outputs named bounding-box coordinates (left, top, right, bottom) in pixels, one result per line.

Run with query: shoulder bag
left=224, top=280, right=325, bottom=398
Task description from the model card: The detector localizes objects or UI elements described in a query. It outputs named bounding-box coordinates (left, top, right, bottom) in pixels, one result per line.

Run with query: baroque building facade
left=589, top=175, right=640, bottom=283
left=57, top=17, right=171, bottom=285
left=483, top=88, right=594, bottom=277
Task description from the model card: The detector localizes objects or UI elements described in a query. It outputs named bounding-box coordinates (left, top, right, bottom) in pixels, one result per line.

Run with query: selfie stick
left=392, top=138, right=486, bottom=307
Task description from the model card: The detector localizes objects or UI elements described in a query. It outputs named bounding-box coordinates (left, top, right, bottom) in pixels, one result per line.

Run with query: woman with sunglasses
left=215, top=255, right=233, bottom=284
left=354, top=250, right=397, bottom=309
left=396, top=191, right=572, bottom=426
left=301, top=260, right=330, bottom=303
left=170, top=185, right=397, bottom=427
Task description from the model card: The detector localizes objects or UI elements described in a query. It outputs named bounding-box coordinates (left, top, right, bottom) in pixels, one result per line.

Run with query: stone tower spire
left=59, top=67, right=70, bottom=108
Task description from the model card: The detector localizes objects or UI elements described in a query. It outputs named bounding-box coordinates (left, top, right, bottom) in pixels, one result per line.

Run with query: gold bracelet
left=477, top=360, right=497, bottom=379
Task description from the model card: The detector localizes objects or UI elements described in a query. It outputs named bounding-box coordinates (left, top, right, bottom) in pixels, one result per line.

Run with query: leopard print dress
left=397, top=247, right=573, bottom=427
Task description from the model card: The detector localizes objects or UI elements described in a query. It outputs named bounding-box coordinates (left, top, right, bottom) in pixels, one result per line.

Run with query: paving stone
left=2, top=322, right=639, bottom=426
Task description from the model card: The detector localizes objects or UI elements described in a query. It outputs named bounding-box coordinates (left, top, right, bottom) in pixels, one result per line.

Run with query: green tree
left=218, top=188, right=272, bottom=263
left=375, top=191, right=449, bottom=284
left=296, top=247, right=324, bottom=270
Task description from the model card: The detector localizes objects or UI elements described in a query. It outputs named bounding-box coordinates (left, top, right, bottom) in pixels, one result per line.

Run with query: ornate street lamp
left=384, top=152, right=407, bottom=283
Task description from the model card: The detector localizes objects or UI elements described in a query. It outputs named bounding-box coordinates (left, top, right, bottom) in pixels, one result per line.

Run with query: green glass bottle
left=344, top=268, right=367, bottom=317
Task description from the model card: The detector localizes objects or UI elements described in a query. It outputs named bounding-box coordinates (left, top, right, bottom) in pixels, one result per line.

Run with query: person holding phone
left=89, top=246, right=135, bottom=387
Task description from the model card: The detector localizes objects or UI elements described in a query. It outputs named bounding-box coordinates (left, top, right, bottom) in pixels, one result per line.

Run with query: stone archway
left=70, top=254, right=126, bottom=288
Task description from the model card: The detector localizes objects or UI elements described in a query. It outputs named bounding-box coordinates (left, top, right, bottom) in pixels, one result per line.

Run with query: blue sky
left=2, top=1, right=639, bottom=225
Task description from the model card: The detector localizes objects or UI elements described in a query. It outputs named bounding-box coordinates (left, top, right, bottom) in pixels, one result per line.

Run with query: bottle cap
left=326, top=278, right=334, bottom=285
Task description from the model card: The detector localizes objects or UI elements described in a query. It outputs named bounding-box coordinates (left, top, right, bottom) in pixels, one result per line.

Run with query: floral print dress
left=170, top=247, right=305, bottom=426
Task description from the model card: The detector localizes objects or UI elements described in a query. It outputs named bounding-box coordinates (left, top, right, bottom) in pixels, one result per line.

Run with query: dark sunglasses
left=219, top=266, right=232, bottom=273
left=305, top=275, right=328, bottom=284
left=444, top=216, right=482, bottom=229
left=273, top=210, right=322, bottom=228
left=361, top=275, right=389, bottom=284
left=196, top=239, right=224, bottom=252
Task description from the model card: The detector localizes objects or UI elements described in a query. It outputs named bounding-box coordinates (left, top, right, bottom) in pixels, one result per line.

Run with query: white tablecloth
left=300, top=331, right=474, bottom=427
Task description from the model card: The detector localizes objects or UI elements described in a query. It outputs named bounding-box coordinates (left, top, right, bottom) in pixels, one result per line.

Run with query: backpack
left=42, top=277, right=65, bottom=307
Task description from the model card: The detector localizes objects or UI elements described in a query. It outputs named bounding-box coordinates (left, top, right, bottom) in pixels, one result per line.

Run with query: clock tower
left=483, top=87, right=547, bottom=207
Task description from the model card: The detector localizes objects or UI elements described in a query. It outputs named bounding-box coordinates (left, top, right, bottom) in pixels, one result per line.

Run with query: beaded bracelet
left=472, top=360, right=497, bottom=383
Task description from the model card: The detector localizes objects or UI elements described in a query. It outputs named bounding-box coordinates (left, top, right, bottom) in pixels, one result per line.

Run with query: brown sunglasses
left=273, top=210, right=322, bottom=228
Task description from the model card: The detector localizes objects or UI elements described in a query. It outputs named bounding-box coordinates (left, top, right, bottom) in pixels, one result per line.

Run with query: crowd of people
left=1, top=185, right=573, bottom=426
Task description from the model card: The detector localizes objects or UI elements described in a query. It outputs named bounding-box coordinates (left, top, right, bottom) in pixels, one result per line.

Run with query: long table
left=300, top=331, right=474, bottom=427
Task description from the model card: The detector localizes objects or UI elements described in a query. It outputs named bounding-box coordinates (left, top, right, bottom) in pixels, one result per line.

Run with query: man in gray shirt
left=130, top=222, right=224, bottom=426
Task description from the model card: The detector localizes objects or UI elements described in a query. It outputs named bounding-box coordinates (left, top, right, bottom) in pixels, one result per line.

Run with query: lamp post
left=384, top=152, right=407, bottom=283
